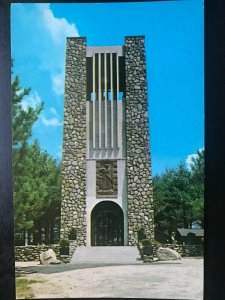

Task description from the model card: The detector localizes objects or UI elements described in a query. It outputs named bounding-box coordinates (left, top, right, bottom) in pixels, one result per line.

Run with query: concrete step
left=70, top=246, right=142, bottom=264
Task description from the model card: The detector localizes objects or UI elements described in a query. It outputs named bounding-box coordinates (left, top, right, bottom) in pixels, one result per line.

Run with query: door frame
left=91, top=201, right=124, bottom=246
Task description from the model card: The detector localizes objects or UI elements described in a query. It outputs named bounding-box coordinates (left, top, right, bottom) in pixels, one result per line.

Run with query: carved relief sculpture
left=96, top=160, right=117, bottom=197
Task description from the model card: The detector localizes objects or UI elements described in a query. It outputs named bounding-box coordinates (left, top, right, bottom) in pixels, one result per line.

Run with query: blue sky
left=11, top=1, right=204, bottom=176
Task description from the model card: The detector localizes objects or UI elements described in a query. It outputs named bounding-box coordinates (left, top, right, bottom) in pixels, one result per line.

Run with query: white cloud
left=41, top=116, right=62, bottom=127
left=36, top=4, right=79, bottom=95
left=50, top=107, right=59, bottom=118
left=186, top=148, right=204, bottom=170
left=12, top=4, right=79, bottom=96
left=39, top=4, right=79, bottom=44
left=56, top=144, right=62, bottom=159
left=52, top=71, right=65, bottom=96
left=186, top=153, right=198, bottom=169
left=21, top=91, right=42, bottom=112
left=40, top=107, right=62, bottom=127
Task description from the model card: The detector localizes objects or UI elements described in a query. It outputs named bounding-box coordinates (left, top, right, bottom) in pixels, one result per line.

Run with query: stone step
left=70, top=246, right=142, bottom=264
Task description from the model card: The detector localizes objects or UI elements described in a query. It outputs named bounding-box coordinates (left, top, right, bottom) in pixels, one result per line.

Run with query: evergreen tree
left=12, top=72, right=61, bottom=244
left=13, top=141, right=61, bottom=243
left=153, top=150, right=204, bottom=234
left=189, top=149, right=204, bottom=227
left=12, top=75, right=43, bottom=147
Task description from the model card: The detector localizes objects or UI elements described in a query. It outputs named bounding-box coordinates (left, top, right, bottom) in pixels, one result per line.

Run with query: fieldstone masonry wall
left=61, top=36, right=154, bottom=247
left=164, top=244, right=204, bottom=257
left=60, top=37, right=87, bottom=245
left=15, top=243, right=203, bottom=262
left=125, top=36, right=154, bottom=245
left=15, top=245, right=60, bottom=261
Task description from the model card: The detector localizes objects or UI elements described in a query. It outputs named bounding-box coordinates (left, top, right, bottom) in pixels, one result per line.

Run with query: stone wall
left=15, top=243, right=203, bottom=262
left=15, top=241, right=79, bottom=263
left=60, top=37, right=87, bottom=245
left=165, top=244, right=204, bottom=257
left=69, top=240, right=78, bottom=258
left=15, top=245, right=60, bottom=262
left=125, top=36, right=154, bottom=245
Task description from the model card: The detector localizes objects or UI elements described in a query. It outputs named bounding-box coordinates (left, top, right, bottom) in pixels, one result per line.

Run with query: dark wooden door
left=91, top=201, right=124, bottom=246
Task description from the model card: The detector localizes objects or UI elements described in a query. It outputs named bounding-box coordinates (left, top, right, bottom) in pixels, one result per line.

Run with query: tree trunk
left=24, top=230, right=28, bottom=246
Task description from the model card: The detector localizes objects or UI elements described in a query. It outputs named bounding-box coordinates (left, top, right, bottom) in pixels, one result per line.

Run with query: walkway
left=16, top=257, right=203, bottom=299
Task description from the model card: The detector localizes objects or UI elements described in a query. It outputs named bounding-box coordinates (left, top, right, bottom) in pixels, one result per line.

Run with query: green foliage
left=13, top=140, right=61, bottom=232
left=59, top=238, right=69, bottom=248
left=189, top=150, right=204, bottom=226
left=153, top=150, right=204, bottom=233
left=69, top=227, right=77, bottom=235
left=12, top=74, right=44, bottom=147
left=16, top=277, right=35, bottom=299
left=68, top=227, right=77, bottom=240
left=141, top=239, right=153, bottom=247
left=12, top=70, right=61, bottom=239
left=59, top=239, right=69, bottom=255
left=137, top=227, right=146, bottom=241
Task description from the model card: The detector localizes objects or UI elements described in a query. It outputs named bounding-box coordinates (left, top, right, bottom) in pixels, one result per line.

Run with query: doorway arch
left=91, top=201, right=124, bottom=246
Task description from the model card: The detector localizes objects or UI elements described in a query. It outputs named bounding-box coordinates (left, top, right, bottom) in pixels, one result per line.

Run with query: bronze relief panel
left=96, top=160, right=117, bottom=197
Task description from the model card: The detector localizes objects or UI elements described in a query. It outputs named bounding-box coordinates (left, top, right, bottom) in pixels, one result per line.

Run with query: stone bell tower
left=60, top=36, right=154, bottom=247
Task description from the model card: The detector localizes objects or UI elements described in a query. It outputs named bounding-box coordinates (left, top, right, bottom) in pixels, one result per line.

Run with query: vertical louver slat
left=95, top=99, right=99, bottom=148
left=93, top=53, right=96, bottom=148
left=87, top=49, right=123, bottom=151
left=110, top=52, right=114, bottom=148
left=88, top=101, right=93, bottom=149
left=101, top=101, right=105, bottom=147
left=114, top=100, right=118, bottom=148
left=104, top=52, right=108, bottom=148
left=117, top=52, right=119, bottom=101
left=107, top=100, right=111, bottom=148
left=99, top=53, right=101, bottom=148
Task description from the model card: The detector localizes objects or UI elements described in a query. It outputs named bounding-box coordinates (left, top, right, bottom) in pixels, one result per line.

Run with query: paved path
left=71, top=246, right=141, bottom=263
left=16, top=258, right=203, bottom=299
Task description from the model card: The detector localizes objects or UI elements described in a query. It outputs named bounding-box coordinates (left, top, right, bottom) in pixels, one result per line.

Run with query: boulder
left=39, top=249, right=59, bottom=265
left=49, top=259, right=62, bottom=265
left=156, top=247, right=181, bottom=261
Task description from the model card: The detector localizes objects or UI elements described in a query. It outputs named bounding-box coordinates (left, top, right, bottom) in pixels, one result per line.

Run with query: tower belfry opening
left=86, top=47, right=125, bottom=151
left=61, top=36, right=154, bottom=249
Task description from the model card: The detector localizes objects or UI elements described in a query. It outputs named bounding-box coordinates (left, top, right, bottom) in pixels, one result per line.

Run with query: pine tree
left=153, top=151, right=204, bottom=234
left=189, top=149, right=204, bottom=228
left=12, top=75, right=43, bottom=147
left=12, top=72, right=61, bottom=245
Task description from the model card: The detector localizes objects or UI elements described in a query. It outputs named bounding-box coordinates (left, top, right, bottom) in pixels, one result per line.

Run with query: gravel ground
left=16, top=257, right=203, bottom=299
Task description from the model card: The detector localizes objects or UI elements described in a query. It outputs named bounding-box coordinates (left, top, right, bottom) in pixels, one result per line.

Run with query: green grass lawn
left=16, top=272, right=41, bottom=299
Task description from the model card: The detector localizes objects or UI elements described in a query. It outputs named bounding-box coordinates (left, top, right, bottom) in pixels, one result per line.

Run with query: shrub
left=68, top=227, right=77, bottom=240
left=59, top=239, right=69, bottom=255
left=141, top=239, right=152, bottom=247
left=141, top=238, right=153, bottom=256
left=59, top=238, right=69, bottom=248
left=137, top=227, right=146, bottom=241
